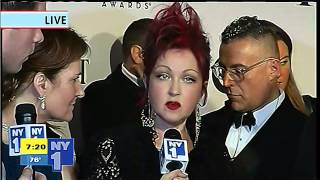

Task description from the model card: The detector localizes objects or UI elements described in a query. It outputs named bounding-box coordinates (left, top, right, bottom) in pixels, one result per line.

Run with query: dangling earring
left=141, top=97, right=158, bottom=143
left=194, top=103, right=202, bottom=147
left=38, top=95, right=46, bottom=110
left=141, top=98, right=155, bottom=128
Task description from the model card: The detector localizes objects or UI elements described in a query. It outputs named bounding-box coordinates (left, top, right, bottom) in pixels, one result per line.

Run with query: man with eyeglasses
left=188, top=16, right=308, bottom=180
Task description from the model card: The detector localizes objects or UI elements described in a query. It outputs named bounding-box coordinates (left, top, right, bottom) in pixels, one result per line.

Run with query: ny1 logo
left=167, top=140, right=186, bottom=158
left=48, top=138, right=74, bottom=172
left=9, top=124, right=46, bottom=156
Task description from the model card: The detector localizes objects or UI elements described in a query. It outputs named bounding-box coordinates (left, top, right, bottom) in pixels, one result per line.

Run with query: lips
left=166, top=101, right=181, bottom=110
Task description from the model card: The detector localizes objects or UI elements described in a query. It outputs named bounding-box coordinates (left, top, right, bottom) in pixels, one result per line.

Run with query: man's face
left=1, top=2, right=46, bottom=75
left=218, top=36, right=278, bottom=112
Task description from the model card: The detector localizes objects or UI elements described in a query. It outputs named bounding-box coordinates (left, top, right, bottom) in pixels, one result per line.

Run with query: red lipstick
left=166, top=101, right=181, bottom=110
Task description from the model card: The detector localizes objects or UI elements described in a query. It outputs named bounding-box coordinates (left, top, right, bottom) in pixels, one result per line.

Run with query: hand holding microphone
left=160, top=169, right=189, bottom=180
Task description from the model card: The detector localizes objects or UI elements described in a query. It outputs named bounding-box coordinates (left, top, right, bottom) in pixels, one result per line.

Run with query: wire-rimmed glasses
left=211, top=57, right=280, bottom=82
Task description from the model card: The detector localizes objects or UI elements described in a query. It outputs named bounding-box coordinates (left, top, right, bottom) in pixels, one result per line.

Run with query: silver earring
left=38, top=95, right=46, bottom=110
left=194, top=103, right=201, bottom=147
left=141, top=98, right=155, bottom=128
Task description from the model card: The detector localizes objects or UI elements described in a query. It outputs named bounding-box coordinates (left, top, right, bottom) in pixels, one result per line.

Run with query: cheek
left=148, top=81, right=165, bottom=108
left=280, top=66, right=290, bottom=81
left=182, top=86, right=202, bottom=108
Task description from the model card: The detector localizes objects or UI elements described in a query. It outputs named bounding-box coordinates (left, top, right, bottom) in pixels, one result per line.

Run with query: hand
left=160, top=169, right=189, bottom=180
left=18, top=166, right=47, bottom=180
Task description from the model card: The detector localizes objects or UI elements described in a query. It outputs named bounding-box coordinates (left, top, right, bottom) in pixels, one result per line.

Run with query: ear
left=130, top=45, right=144, bottom=64
left=33, top=72, right=49, bottom=96
left=268, top=59, right=280, bottom=81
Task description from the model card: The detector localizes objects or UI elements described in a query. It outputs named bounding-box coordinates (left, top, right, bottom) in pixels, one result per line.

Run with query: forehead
left=277, top=40, right=289, bottom=57
left=219, top=36, right=275, bottom=66
left=156, top=48, right=199, bottom=71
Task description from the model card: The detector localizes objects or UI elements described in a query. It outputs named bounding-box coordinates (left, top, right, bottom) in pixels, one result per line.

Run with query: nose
left=34, top=29, right=44, bottom=44
left=223, top=71, right=233, bottom=88
left=168, top=78, right=181, bottom=96
left=76, top=84, right=85, bottom=98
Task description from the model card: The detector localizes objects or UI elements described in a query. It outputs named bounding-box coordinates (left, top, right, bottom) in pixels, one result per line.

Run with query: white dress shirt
left=121, top=63, right=141, bottom=87
left=226, top=89, right=285, bottom=158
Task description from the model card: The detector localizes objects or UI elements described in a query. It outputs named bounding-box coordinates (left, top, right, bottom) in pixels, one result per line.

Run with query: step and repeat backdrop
left=47, top=2, right=316, bottom=113
left=46, top=1, right=316, bottom=155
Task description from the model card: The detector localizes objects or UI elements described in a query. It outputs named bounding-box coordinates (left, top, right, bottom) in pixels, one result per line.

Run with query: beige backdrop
left=48, top=2, right=317, bottom=115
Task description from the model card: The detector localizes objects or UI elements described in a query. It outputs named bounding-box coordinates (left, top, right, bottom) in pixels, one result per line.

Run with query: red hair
left=144, top=2, right=211, bottom=85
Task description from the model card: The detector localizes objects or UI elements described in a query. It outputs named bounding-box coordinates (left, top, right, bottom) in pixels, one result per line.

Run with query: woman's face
left=277, top=40, right=291, bottom=90
left=45, top=61, right=84, bottom=121
left=148, top=49, right=204, bottom=127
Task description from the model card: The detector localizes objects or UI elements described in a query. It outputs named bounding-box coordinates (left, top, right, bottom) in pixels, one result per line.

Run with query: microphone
left=15, top=103, right=37, bottom=125
left=9, top=103, right=43, bottom=156
left=159, top=128, right=189, bottom=174
left=12, top=104, right=39, bottom=179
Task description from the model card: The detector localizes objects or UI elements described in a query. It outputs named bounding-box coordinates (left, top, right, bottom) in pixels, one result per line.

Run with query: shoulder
left=202, top=104, right=231, bottom=127
left=302, top=95, right=317, bottom=114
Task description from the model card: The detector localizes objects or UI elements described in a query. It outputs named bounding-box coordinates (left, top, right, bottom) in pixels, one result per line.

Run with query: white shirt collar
left=121, top=63, right=140, bottom=87
left=252, top=89, right=285, bottom=129
left=226, top=89, right=285, bottom=158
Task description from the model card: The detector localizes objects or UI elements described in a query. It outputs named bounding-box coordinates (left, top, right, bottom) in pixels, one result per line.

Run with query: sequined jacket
left=86, top=115, right=197, bottom=180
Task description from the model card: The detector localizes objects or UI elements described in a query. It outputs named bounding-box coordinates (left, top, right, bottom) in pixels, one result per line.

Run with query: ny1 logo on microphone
left=167, top=140, right=186, bottom=158
left=164, top=139, right=188, bottom=160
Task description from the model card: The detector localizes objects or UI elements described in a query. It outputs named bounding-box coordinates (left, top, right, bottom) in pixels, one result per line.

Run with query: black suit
left=79, top=64, right=145, bottom=178
left=188, top=96, right=308, bottom=180
left=81, top=64, right=144, bottom=141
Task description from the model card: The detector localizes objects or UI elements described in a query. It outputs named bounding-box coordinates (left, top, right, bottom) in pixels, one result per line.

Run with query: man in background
left=79, top=18, right=152, bottom=178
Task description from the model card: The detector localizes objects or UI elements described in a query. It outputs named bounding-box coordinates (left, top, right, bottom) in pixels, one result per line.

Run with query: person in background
left=259, top=19, right=316, bottom=115
left=1, top=1, right=45, bottom=76
left=2, top=28, right=89, bottom=180
left=1, top=2, right=46, bottom=180
left=79, top=18, right=152, bottom=178
left=85, top=2, right=211, bottom=179
left=259, top=19, right=316, bottom=180
left=188, top=16, right=308, bottom=179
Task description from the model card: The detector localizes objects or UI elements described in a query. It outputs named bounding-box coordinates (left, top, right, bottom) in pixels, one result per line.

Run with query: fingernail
left=24, top=165, right=32, bottom=169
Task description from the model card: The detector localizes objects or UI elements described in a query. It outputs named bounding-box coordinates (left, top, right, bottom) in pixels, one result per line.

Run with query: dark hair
left=259, top=20, right=293, bottom=58
left=259, top=20, right=308, bottom=115
left=1, top=1, right=38, bottom=10
left=221, top=16, right=275, bottom=44
left=122, top=18, right=153, bottom=59
left=2, top=28, right=90, bottom=108
left=144, top=2, right=211, bottom=85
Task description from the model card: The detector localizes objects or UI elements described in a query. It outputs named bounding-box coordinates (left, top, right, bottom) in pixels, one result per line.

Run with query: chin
left=231, top=102, right=245, bottom=112
left=62, top=113, right=73, bottom=122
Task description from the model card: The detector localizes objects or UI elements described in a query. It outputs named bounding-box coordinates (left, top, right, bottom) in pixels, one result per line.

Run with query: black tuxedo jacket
left=79, top=64, right=144, bottom=178
left=81, top=64, right=145, bottom=142
left=188, top=96, right=308, bottom=180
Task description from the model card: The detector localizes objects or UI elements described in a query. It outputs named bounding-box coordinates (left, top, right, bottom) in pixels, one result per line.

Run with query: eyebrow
left=154, top=65, right=200, bottom=74
left=280, top=55, right=289, bottom=60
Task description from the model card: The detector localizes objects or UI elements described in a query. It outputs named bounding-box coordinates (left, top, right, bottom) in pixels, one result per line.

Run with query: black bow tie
left=234, top=111, right=256, bottom=130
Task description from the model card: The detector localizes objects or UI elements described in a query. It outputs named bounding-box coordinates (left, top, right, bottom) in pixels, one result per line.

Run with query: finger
left=35, top=171, right=47, bottom=180
left=18, top=167, right=33, bottom=180
left=161, top=169, right=188, bottom=180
